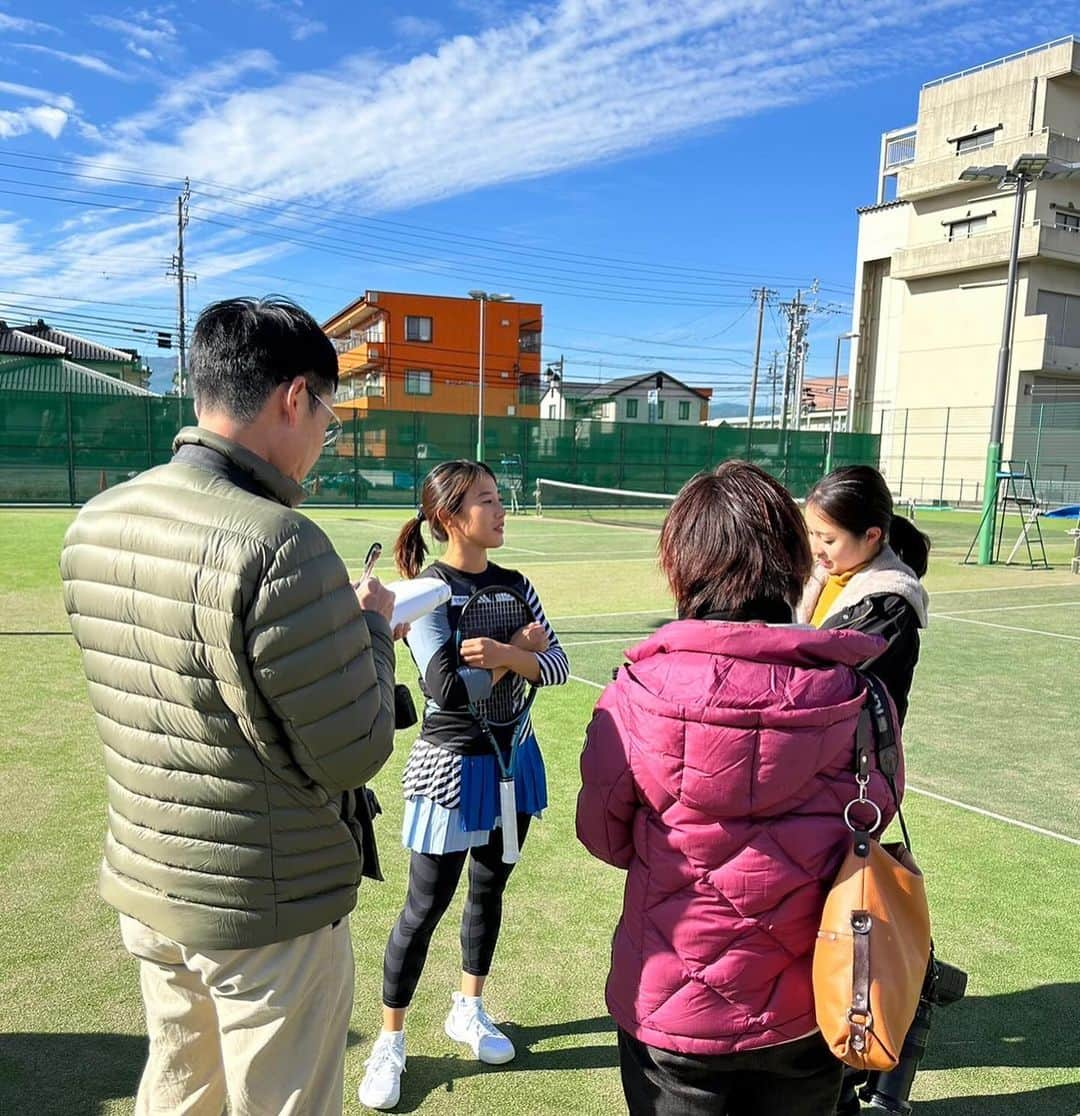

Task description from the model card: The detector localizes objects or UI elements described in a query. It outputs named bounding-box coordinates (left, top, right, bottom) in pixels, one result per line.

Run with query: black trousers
left=618, top=1028, right=843, bottom=1116
left=381, top=814, right=531, bottom=1010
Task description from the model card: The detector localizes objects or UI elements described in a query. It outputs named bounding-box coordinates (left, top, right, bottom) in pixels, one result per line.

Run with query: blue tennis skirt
left=401, top=734, right=548, bottom=855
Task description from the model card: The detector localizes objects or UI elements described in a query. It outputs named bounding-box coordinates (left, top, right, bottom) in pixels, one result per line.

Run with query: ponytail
left=888, top=515, right=930, bottom=579
left=394, top=516, right=428, bottom=579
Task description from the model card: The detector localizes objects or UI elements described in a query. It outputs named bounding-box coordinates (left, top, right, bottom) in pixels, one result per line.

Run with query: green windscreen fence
left=0, top=391, right=880, bottom=505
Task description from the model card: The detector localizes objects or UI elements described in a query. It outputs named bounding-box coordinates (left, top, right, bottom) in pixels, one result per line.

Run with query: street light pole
left=469, top=290, right=514, bottom=463
left=978, top=170, right=1027, bottom=564
left=956, top=155, right=1080, bottom=563
left=826, top=331, right=857, bottom=474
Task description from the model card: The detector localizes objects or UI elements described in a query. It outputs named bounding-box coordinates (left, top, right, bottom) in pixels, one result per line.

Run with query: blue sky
left=0, top=1, right=1074, bottom=401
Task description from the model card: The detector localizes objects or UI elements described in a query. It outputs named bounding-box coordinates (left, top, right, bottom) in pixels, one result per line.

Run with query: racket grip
left=499, top=778, right=520, bottom=865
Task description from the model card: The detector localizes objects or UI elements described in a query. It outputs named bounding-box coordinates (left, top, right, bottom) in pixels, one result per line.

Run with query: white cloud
left=393, top=15, right=444, bottom=40
left=0, top=79, right=75, bottom=111
left=0, top=104, right=69, bottom=139
left=93, top=0, right=993, bottom=212
left=0, top=10, right=57, bottom=34
left=90, top=12, right=180, bottom=60
left=245, top=0, right=327, bottom=41
left=90, top=13, right=177, bottom=45
left=15, top=43, right=132, bottom=80
left=290, top=18, right=326, bottom=41
left=109, top=50, right=276, bottom=139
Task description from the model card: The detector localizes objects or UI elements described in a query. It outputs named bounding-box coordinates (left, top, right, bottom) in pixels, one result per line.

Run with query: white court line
left=537, top=517, right=659, bottom=535
left=562, top=637, right=638, bottom=648
left=551, top=608, right=667, bottom=622
left=931, top=613, right=1080, bottom=642
left=905, top=787, right=1080, bottom=847
left=940, top=599, right=1080, bottom=616
left=930, top=582, right=1065, bottom=596
left=499, top=545, right=547, bottom=555
left=563, top=674, right=1079, bottom=846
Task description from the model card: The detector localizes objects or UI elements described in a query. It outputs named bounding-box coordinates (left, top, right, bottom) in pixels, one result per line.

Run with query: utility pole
left=747, top=287, right=775, bottom=434
left=780, top=290, right=801, bottom=432
left=167, top=178, right=191, bottom=423
left=768, top=351, right=779, bottom=425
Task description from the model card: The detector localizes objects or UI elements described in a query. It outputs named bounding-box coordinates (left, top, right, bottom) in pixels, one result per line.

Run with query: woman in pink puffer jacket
left=577, top=462, right=901, bottom=1116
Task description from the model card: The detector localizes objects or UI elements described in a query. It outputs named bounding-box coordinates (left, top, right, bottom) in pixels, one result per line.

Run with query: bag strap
left=858, top=672, right=911, bottom=851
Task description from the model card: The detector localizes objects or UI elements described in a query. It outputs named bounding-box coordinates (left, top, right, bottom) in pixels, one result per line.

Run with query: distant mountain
left=145, top=355, right=178, bottom=395
left=708, top=400, right=747, bottom=420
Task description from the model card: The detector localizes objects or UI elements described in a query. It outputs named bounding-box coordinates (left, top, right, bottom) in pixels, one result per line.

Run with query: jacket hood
left=611, top=620, right=884, bottom=819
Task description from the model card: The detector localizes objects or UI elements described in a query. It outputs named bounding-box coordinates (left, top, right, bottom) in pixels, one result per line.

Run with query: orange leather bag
left=812, top=676, right=931, bottom=1072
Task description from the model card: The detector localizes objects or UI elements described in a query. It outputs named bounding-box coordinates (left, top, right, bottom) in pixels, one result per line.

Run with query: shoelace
left=461, top=1005, right=503, bottom=1041
left=365, top=1039, right=405, bottom=1075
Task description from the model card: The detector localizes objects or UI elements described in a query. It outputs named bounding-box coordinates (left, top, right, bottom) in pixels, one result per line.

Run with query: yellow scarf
left=811, top=565, right=867, bottom=627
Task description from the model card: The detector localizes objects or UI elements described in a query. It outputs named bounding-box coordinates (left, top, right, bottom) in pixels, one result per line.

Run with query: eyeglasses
left=311, top=391, right=343, bottom=450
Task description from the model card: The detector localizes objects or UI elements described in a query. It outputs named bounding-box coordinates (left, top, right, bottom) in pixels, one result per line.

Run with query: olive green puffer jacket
left=60, top=428, right=396, bottom=950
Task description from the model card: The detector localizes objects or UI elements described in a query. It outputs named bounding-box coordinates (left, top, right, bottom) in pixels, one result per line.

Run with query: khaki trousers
left=120, top=914, right=354, bottom=1116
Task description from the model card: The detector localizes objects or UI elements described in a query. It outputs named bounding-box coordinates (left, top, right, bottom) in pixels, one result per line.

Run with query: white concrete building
left=850, top=37, right=1080, bottom=502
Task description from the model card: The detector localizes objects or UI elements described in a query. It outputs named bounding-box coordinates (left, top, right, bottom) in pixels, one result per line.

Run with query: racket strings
left=460, top=593, right=531, bottom=726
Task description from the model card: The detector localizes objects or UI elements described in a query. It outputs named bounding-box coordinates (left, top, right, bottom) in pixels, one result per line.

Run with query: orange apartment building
left=322, top=291, right=543, bottom=428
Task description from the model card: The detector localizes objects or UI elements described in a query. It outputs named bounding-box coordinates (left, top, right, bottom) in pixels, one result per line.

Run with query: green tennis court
left=1, top=505, right=1077, bottom=1115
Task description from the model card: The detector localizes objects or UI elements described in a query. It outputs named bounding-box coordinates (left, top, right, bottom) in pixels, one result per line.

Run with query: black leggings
left=381, top=813, right=531, bottom=1010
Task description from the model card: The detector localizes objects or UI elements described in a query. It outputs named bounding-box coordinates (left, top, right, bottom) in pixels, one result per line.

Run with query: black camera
left=857, top=953, right=968, bottom=1114
left=394, top=683, right=418, bottom=729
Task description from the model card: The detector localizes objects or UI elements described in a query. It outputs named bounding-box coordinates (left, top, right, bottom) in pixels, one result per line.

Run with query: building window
left=678, top=400, right=691, bottom=421
left=1037, top=290, right=1080, bottom=349
left=955, top=129, right=996, bottom=155
left=947, top=215, right=988, bottom=241
left=547, top=404, right=557, bottom=419
left=657, top=400, right=665, bottom=420
left=518, top=374, right=541, bottom=404
left=1056, top=211, right=1080, bottom=233
left=519, top=329, right=541, bottom=353
left=405, top=316, right=432, bottom=342
left=625, top=398, right=639, bottom=419
left=405, top=369, right=432, bottom=395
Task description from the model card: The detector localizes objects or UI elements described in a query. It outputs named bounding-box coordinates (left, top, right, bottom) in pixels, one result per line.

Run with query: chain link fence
left=874, top=402, right=1080, bottom=507
left=0, top=391, right=880, bottom=505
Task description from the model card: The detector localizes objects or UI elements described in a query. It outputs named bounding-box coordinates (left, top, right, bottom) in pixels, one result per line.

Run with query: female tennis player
left=359, top=459, right=569, bottom=1111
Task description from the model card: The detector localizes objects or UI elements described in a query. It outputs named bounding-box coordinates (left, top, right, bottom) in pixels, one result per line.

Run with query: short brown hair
left=659, top=461, right=812, bottom=619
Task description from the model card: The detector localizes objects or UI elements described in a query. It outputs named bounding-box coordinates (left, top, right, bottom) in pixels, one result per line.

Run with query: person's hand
left=392, top=622, right=410, bottom=642
left=512, top=622, right=548, bottom=653
left=354, top=576, right=394, bottom=623
left=460, top=637, right=511, bottom=670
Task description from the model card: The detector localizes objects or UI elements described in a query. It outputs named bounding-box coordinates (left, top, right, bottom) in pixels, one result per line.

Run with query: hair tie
left=416, top=508, right=425, bottom=523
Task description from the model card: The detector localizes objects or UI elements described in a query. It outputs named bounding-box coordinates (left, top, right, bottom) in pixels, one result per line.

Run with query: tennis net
left=534, top=478, right=677, bottom=530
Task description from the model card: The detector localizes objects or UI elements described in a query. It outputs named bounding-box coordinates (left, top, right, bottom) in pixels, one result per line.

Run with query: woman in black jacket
left=798, top=466, right=930, bottom=726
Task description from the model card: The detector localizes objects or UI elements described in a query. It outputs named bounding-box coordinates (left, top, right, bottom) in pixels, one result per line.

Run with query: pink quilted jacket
left=577, top=620, right=902, bottom=1056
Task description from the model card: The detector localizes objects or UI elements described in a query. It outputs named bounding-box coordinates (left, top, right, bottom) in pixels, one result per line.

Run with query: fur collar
left=797, top=545, right=929, bottom=628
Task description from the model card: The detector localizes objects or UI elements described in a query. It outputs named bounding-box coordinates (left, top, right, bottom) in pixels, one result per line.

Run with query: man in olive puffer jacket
left=60, top=297, right=401, bottom=1116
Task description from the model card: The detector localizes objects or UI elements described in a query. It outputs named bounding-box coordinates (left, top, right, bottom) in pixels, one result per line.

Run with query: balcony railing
left=885, top=131, right=916, bottom=169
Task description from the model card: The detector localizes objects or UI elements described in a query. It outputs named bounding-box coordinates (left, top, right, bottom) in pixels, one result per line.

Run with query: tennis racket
left=456, top=584, right=540, bottom=864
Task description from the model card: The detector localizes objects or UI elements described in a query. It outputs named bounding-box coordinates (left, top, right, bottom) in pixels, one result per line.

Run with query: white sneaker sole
left=358, top=1069, right=403, bottom=1110
left=444, top=1019, right=516, bottom=1065
left=358, top=1082, right=401, bottom=1111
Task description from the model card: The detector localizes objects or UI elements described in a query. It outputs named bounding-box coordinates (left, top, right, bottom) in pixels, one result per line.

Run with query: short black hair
left=189, top=297, right=338, bottom=423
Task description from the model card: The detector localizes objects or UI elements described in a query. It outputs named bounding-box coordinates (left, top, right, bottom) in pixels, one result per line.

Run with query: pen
left=361, top=542, right=382, bottom=581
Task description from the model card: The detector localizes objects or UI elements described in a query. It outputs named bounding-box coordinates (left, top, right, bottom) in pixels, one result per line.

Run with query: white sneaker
left=443, top=992, right=516, bottom=1065
left=358, top=1030, right=406, bottom=1110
